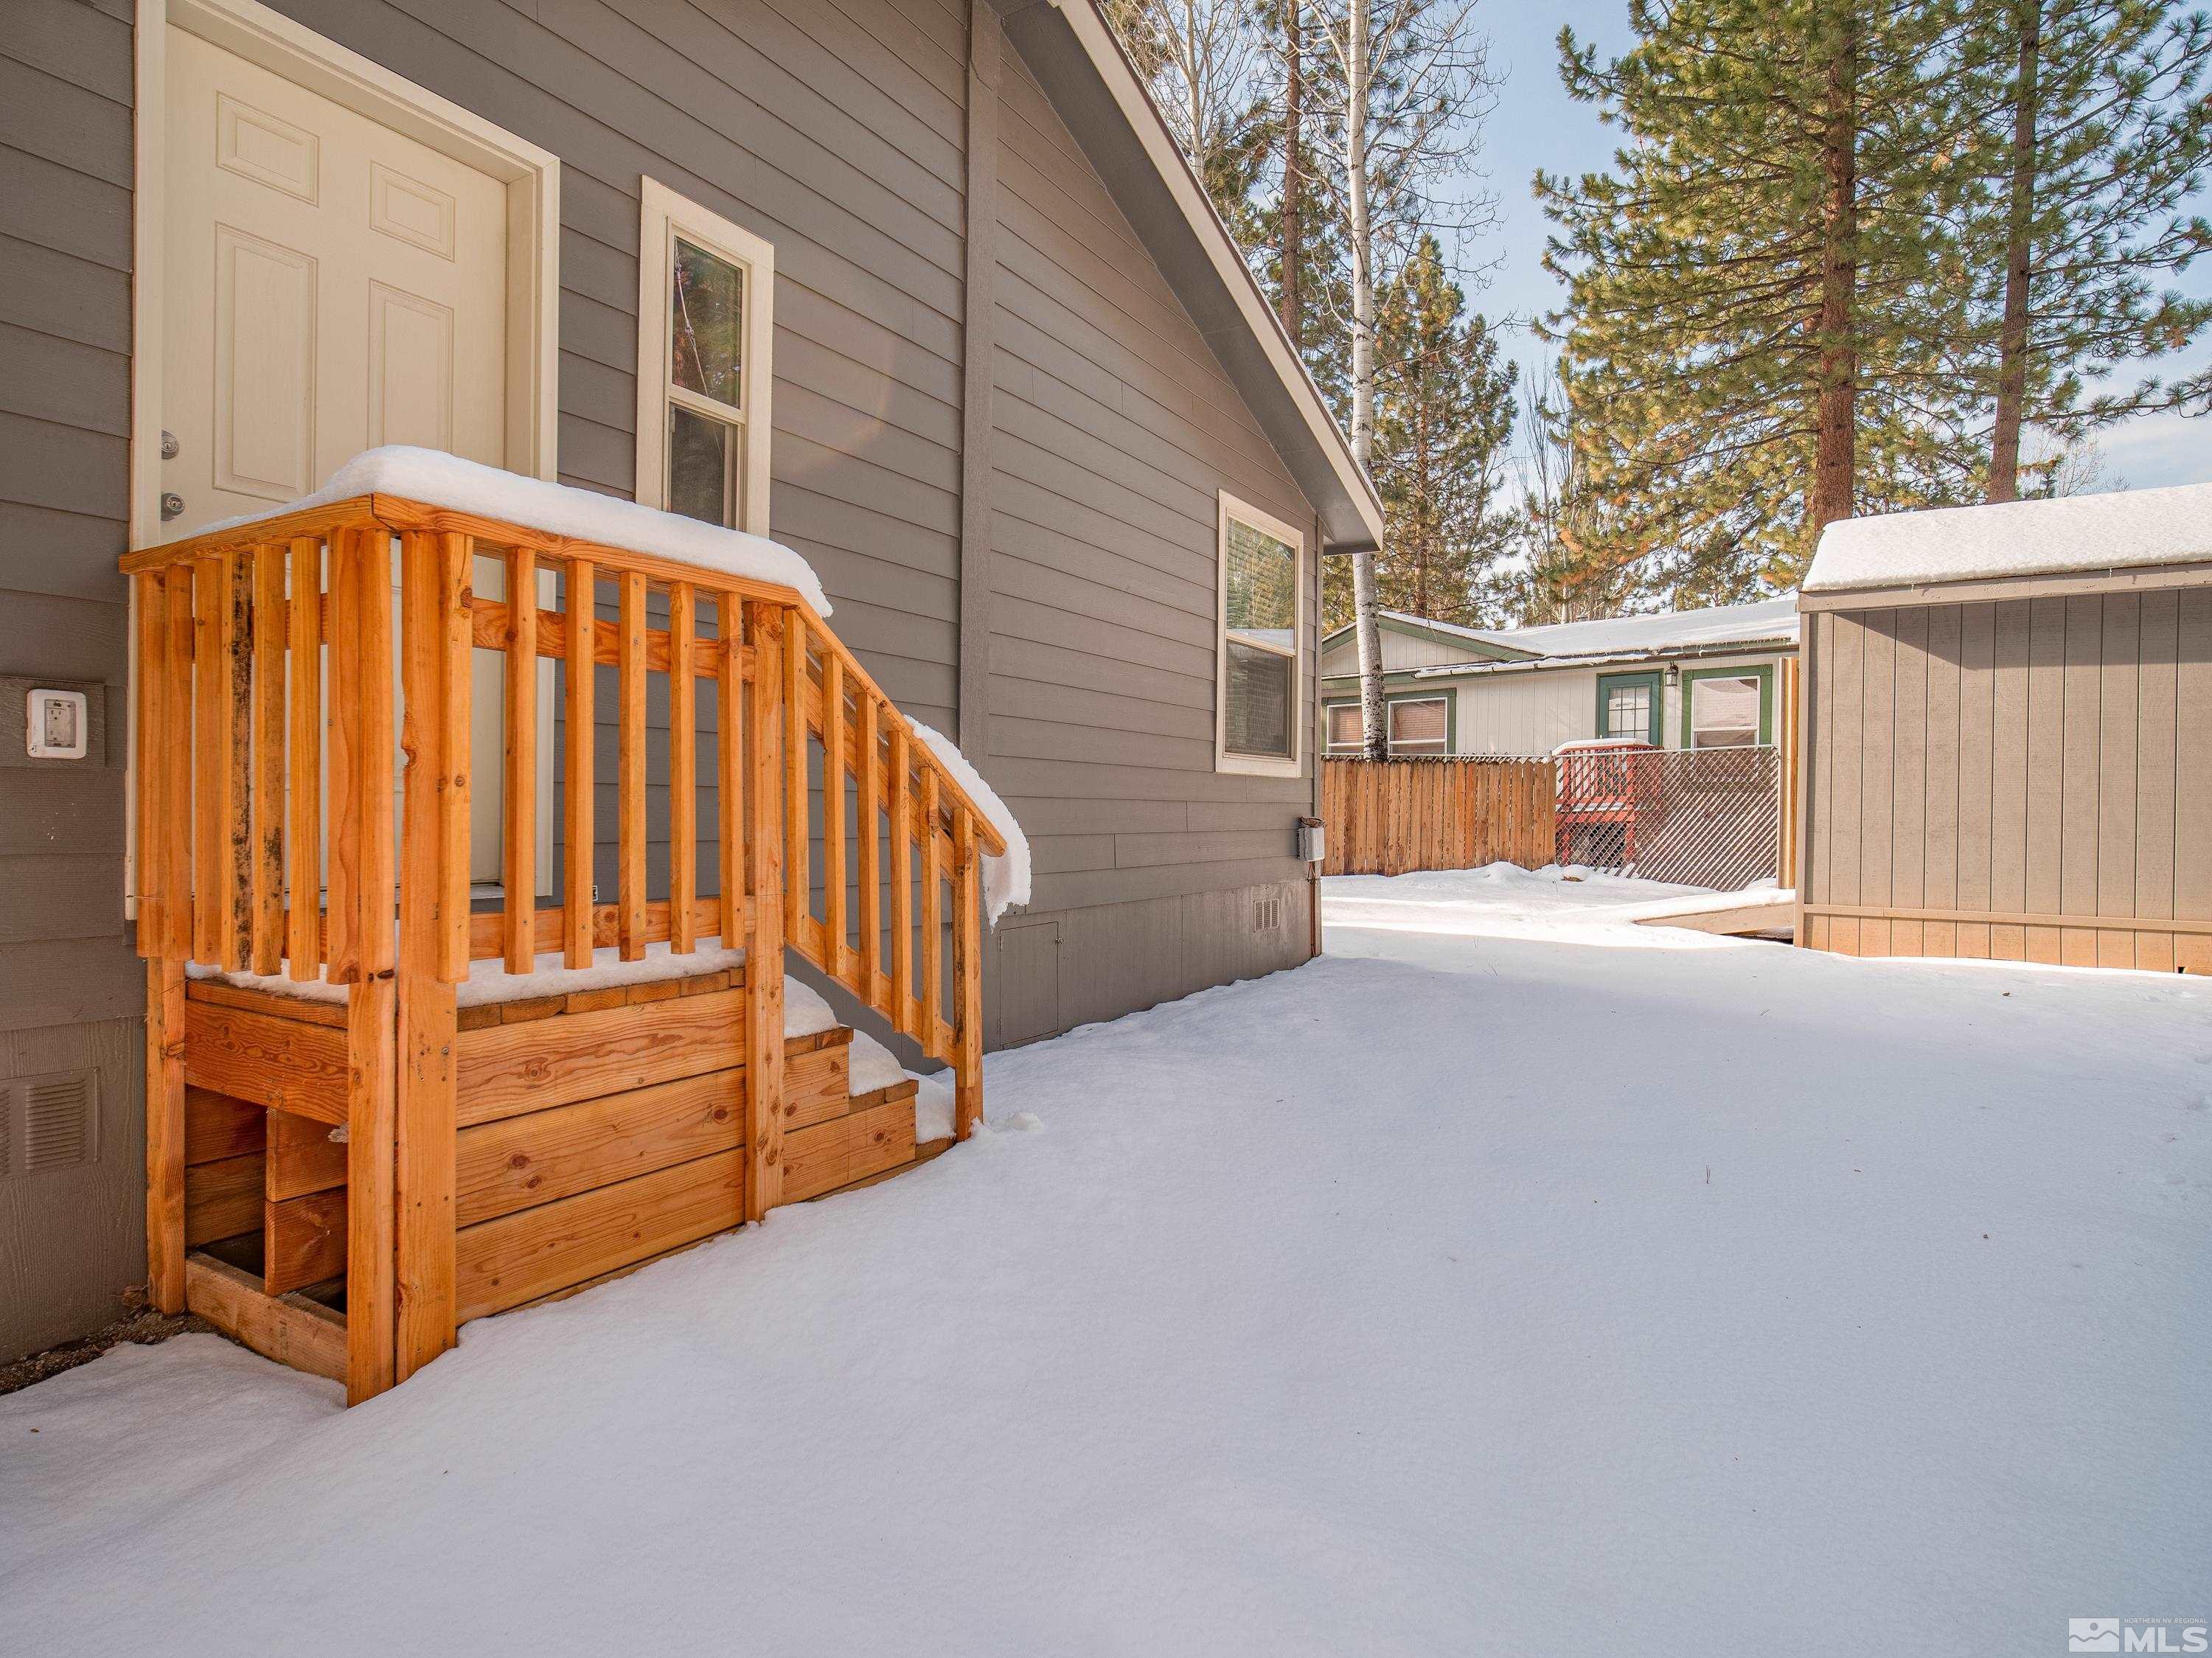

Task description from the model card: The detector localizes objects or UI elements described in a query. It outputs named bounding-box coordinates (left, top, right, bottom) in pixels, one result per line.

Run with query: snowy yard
left=4, top=867, right=2208, bottom=1655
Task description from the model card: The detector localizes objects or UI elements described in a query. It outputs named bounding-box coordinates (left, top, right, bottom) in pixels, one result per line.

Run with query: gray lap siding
left=980, top=52, right=1315, bottom=1045
left=0, top=0, right=1327, bottom=1356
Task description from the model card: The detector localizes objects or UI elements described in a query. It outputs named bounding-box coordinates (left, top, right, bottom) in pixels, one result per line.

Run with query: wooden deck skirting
left=128, top=495, right=1004, bottom=1403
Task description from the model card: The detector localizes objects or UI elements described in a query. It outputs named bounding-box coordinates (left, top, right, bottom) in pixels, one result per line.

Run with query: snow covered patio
left=5, top=867, right=2208, bottom=1654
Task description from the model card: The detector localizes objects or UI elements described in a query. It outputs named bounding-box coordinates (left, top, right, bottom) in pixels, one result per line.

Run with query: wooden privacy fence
left=1322, top=757, right=1557, bottom=877
left=122, top=492, right=1003, bottom=1401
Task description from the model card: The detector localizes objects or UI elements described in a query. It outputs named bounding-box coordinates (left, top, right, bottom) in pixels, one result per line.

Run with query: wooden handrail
left=122, top=494, right=1007, bottom=854
left=131, top=492, right=1006, bottom=1396
left=125, top=491, right=997, bottom=1167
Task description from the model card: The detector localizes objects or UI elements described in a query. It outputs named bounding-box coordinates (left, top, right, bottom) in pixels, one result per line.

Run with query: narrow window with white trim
left=1217, top=493, right=1304, bottom=776
left=635, top=178, right=774, bottom=534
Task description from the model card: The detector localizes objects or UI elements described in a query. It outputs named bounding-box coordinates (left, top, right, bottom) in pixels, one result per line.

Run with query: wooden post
left=144, top=957, right=185, bottom=1313
left=824, top=652, right=847, bottom=979
left=163, top=564, right=195, bottom=961
left=1779, top=655, right=1802, bottom=891
left=285, top=538, right=322, bottom=978
left=617, top=569, right=647, bottom=961
left=357, top=532, right=395, bottom=980
left=395, top=530, right=459, bottom=1383
left=743, top=603, right=787, bottom=1221
left=324, top=530, right=361, bottom=983
left=133, top=571, right=167, bottom=955
left=225, top=556, right=253, bottom=970
left=921, top=769, right=944, bottom=1058
left=669, top=582, right=697, bottom=954
left=857, top=694, right=882, bottom=997
left=436, top=534, right=472, bottom=981
left=250, top=548, right=286, bottom=973
left=782, top=613, right=809, bottom=950
left=888, top=720, right=914, bottom=1039
left=345, top=973, right=397, bottom=1404
left=717, top=600, right=743, bottom=946
left=563, top=557, right=595, bottom=968
left=347, top=526, right=399, bottom=1402
left=953, top=810, right=983, bottom=1139
left=504, top=548, right=538, bottom=972
left=192, top=551, right=233, bottom=966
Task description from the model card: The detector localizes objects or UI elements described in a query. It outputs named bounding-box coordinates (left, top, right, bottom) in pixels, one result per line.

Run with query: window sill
left=1217, top=752, right=1302, bottom=779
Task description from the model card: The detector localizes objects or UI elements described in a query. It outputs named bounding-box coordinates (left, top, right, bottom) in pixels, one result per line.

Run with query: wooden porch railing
left=122, top=494, right=1004, bottom=1395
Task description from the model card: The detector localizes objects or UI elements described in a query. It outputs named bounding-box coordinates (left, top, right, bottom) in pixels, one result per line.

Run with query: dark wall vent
left=4, top=1070, right=99, bottom=1176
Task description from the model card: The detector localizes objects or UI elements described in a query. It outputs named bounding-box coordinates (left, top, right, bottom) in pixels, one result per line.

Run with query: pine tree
left=1496, top=358, right=1652, bottom=624
left=1537, top=0, right=1987, bottom=591
left=1964, top=0, right=2212, bottom=500
left=1367, top=237, right=1517, bottom=626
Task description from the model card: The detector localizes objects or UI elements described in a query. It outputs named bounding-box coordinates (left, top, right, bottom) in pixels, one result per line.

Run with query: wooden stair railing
left=122, top=494, right=1004, bottom=1400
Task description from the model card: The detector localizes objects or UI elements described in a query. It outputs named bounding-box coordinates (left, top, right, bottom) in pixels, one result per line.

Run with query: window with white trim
left=1326, top=694, right=1452, bottom=756
left=1688, top=673, right=1762, bottom=748
left=635, top=179, right=774, bottom=535
left=1388, top=695, right=1449, bottom=755
left=1217, top=494, right=1304, bottom=776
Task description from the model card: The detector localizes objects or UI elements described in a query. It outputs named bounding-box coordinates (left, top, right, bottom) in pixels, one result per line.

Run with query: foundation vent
left=4, top=1070, right=98, bottom=1176
left=1252, top=893, right=1284, bottom=934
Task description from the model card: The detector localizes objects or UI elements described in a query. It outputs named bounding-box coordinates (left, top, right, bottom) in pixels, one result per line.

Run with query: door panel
left=163, top=27, right=507, bottom=534
left=212, top=226, right=317, bottom=501
left=368, top=281, right=456, bottom=451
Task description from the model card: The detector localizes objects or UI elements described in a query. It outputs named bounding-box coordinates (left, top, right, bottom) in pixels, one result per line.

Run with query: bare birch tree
left=1311, top=0, right=1500, bottom=757
left=1103, top=0, right=1273, bottom=235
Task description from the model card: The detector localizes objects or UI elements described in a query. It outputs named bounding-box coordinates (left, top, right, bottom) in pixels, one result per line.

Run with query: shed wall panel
left=1804, top=582, right=2212, bottom=969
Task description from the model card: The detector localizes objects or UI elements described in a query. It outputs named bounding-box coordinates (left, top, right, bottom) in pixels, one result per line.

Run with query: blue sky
left=1465, top=1, right=2212, bottom=491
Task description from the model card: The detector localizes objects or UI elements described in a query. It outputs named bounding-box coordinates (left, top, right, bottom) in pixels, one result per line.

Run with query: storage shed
left=1796, top=481, right=2212, bottom=969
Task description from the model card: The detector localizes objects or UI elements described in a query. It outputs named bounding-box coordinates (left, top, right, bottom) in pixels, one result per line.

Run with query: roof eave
left=1318, top=613, right=1537, bottom=660
left=1381, top=635, right=1801, bottom=681
left=998, top=1, right=1387, bottom=550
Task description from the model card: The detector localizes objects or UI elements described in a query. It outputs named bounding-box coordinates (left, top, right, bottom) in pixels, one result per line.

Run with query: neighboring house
left=0, top=0, right=1383, bottom=1362
left=1320, top=598, right=1800, bottom=757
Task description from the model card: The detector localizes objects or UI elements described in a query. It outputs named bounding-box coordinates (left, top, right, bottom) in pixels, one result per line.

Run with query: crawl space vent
left=4, top=1070, right=98, bottom=1175
left=1252, top=894, right=1284, bottom=934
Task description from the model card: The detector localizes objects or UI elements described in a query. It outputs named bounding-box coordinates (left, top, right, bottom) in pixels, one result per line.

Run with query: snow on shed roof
left=1475, top=595, right=1799, bottom=661
left=1806, top=481, right=2212, bottom=594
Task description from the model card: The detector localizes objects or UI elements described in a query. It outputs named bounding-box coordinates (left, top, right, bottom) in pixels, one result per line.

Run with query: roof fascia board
left=1319, top=614, right=1535, bottom=660
left=1396, top=638, right=1799, bottom=682
left=1798, top=554, right=2212, bottom=612
left=998, top=0, right=1386, bottom=549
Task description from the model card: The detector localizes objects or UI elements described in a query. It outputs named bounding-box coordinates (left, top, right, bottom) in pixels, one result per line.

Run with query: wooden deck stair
left=178, top=968, right=948, bottom=1381
left=125, top=490, right=1003, bottom=1401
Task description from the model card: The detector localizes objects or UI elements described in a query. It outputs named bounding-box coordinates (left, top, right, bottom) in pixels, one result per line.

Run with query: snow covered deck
left=7, top=865, right=2205, bottom=1653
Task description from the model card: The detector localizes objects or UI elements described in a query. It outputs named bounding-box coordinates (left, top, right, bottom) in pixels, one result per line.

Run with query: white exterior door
left=161, top=27, right=535, bottom=888
left=161, top=26, right=508, bottom=526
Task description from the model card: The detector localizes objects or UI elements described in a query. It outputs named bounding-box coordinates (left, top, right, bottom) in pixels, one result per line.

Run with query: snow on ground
left=5, top=866, right=2208, bottom=1655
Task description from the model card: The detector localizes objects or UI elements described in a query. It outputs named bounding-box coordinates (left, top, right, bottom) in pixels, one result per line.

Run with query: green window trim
left=1679, top=663, right=1775, bottom=748
left=1323, top=691, right=1457, bottom=755
left=1594, top=670, right=1663, bottom=747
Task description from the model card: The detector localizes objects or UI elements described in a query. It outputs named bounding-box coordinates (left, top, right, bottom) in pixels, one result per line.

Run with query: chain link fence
left=1554, top=745, right=1781, bottom=891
